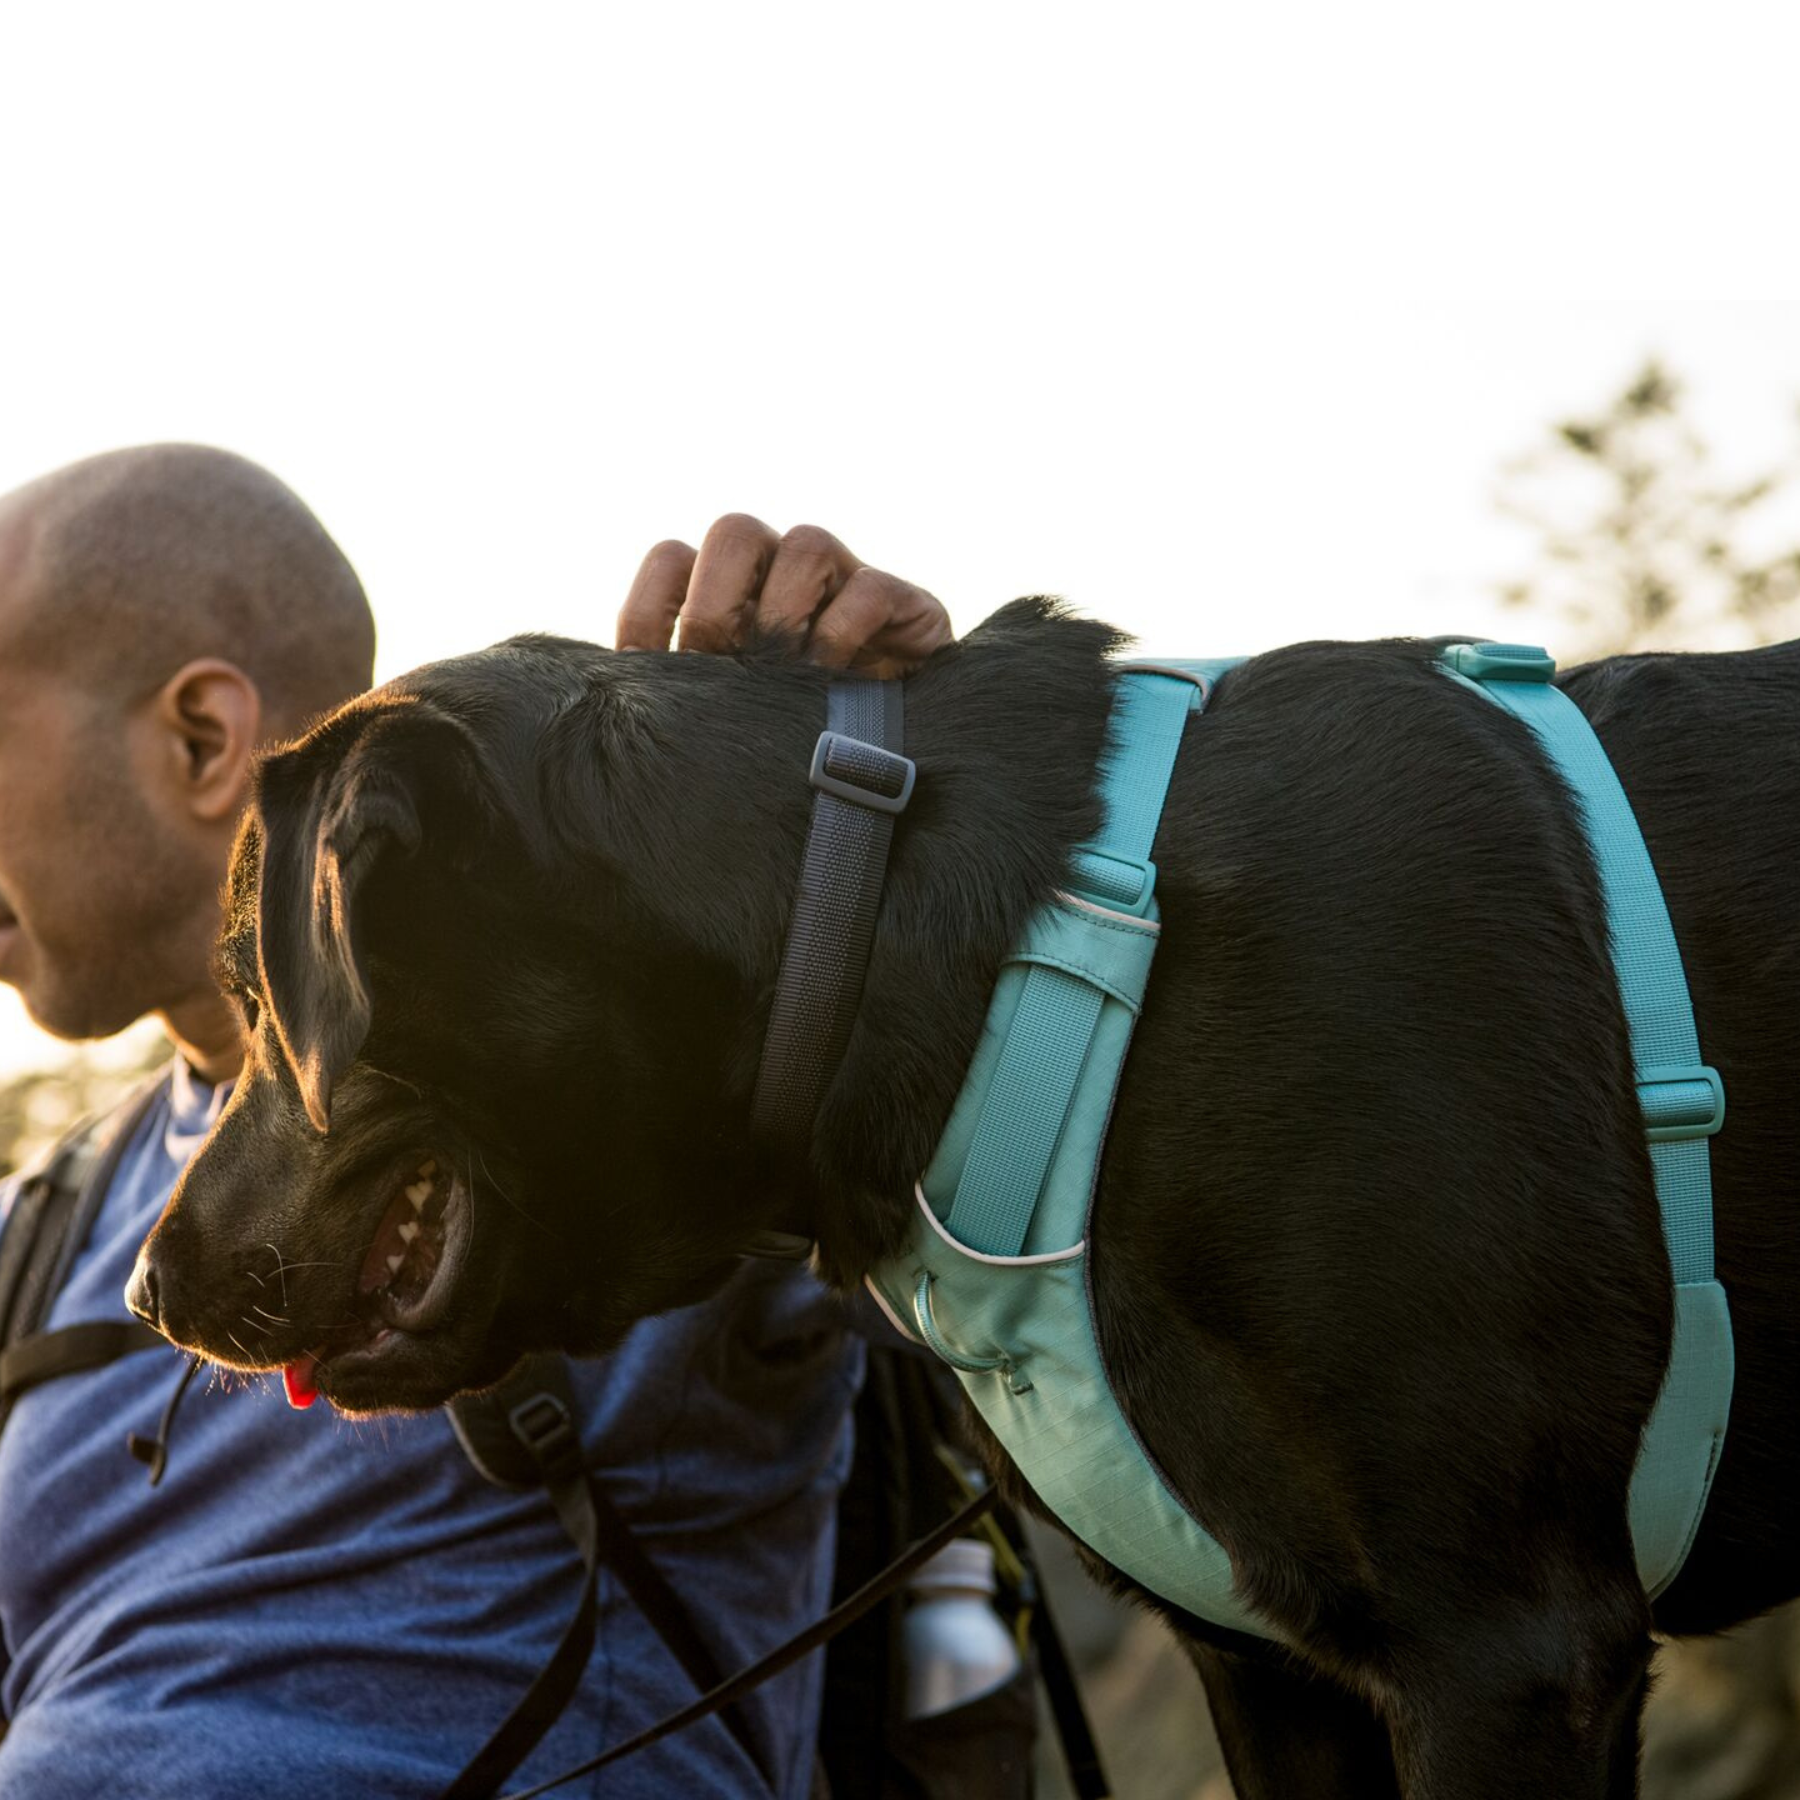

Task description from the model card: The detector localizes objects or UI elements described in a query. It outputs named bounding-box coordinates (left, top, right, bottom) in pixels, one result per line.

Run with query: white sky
left=3, top=0, right=1799, bottom=1075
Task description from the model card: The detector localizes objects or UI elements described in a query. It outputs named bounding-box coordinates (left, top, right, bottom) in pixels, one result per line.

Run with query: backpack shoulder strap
left=0, top=1073, right=171, bottom=1437
left=0, top=1116, right=112, bottom=1348
left=442, top=1354, right=771, bottom=1797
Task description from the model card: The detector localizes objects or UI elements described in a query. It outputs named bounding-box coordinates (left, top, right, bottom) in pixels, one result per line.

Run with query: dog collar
left=749, top=676, right=916, bottom=1184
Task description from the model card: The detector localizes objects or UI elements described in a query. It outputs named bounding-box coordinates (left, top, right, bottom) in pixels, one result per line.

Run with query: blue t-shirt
left=0, top=1062, right=861, bottom=1798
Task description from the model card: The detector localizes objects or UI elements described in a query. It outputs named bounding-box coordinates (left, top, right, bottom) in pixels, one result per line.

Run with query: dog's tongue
left=283, top=1356, right=321, bottom=1410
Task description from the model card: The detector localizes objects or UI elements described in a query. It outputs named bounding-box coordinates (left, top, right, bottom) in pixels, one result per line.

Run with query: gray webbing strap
left=750, top=678, right=914, bottom=1160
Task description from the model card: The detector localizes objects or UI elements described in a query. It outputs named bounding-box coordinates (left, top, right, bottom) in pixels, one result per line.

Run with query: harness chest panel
left=868, top=646, right=1732, bottom=1643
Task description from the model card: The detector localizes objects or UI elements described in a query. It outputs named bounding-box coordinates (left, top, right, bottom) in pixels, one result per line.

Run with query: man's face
left=0, top=572, right=206, bottom=1040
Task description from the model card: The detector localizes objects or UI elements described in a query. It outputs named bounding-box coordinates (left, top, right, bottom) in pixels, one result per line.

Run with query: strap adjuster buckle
left=1639, top=1064, right=1725, bottom=1142
left=507, top=1391, right=582, bottom=1480
left=809, top=731, right=917, bottom=814
left=1441, top=642, right=1558, bottom=683
left=1067, top=846, right=1157, bottom=916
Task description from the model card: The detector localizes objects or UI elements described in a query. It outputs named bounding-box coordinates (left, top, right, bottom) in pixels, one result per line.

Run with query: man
left=0, top=447, right=951, bottom=1797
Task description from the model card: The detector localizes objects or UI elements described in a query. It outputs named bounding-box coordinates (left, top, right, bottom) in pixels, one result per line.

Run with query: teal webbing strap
left=1441, top=643, right=1723, bottom=1283
left=1099, top=673, right=1206, bottom=859
left=942, top=966, right=1108, bottom=1257
left=943, top=667, right=1215, bottom=1256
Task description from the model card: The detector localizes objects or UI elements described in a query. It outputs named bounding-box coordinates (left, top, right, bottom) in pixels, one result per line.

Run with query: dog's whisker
left=470, top=1145, right=562, bottom=1243
left=264, top=1244, right=289, bottom=1309
left=243, top=1268, right=267, bottom=1289
left=227, top=1331, right=257, bottom=1365
left=239, top=1314, right=270, bottom=1336
left=250, top=1305, right=291, bottom=1327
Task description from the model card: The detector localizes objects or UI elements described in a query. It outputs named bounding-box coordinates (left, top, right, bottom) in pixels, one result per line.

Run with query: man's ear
left=155, top=658, right=262, bottom=824
left=253, top=720, right=429, bottom=1132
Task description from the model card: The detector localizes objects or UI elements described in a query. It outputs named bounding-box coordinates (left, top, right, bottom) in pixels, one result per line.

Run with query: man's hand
left=616, top=514, right=952, bottom=679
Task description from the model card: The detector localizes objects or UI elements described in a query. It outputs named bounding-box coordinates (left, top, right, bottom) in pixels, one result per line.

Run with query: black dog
left=132, top=600, right=1800, bottom=1797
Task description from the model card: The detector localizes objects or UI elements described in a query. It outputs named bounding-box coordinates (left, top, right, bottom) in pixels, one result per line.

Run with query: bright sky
left=3, top=1, right=1798, bottom=1075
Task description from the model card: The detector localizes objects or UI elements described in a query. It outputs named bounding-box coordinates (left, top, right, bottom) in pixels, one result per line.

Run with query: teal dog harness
left=867, top=644, right=1732, bottom=1639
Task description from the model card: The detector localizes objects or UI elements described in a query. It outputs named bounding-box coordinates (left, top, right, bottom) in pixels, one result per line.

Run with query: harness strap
left=1442, top=642, right=1733, bottom=1598
left=1441, top=644, right=1723, bottom=1281
left=943, top=664, right=1228, bottom=1257
left=751, top=678, right=914, bottom=1163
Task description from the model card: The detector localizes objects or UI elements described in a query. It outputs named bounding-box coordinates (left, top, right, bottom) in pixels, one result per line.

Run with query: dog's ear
left=253, top=714, right=435, bottom=1132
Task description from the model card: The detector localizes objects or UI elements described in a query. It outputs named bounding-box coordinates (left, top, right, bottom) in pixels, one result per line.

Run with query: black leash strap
left=750, top=678, right=914, bottom=1159
left=498, top=1485, right=996, bottom=1800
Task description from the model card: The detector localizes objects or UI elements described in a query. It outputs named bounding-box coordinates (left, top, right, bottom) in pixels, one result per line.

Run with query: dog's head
left=130, top=641, right=799, bottom=1413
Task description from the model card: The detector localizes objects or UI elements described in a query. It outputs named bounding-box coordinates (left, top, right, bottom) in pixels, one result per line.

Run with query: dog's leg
left=1187, top=1642, right=1400, bottom=1800
left=1382, top=1602, right=1654, bottom=1799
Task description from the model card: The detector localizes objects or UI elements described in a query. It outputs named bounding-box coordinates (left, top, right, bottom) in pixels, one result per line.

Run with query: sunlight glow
left=4, top=1, right=1798, bottom=1073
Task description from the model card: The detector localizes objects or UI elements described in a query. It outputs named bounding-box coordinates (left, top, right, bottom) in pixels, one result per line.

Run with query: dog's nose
left=125, top=1255, right=162, bottom=1333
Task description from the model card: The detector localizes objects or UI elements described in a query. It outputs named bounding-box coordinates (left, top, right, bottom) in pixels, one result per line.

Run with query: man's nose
left=125, top=1253, right=162, bottom=1332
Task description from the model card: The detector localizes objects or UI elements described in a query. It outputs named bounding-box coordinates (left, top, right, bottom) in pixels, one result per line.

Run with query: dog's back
left=1082, top=636, right=1798, bottom=1655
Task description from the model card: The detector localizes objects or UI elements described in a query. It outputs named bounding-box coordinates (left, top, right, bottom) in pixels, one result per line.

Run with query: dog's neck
left=540, top=600, right=1126, bottom=1283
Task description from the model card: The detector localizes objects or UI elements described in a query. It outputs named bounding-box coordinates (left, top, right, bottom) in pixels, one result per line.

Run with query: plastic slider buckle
left=1639, top=1064, right=1726, bottom=1143
left=508, top=1392, right=582, bottom=1480
left=809, top=731, right=917, bottom=814
left=1441, top=642, right=1558, bottom=683
left=1067, top=845, right=1157, bottom=916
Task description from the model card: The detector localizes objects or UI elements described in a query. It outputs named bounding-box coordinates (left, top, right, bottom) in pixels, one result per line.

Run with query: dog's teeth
left=398, top=1221, right=420, bottom=1244
left=386, top=1253, right=403, bottom=1274
left=406, top=1182, right=430, bottom=1209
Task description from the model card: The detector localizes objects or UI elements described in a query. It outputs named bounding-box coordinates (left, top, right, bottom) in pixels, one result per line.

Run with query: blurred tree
left=1499, top=358, right=1800, bottom=655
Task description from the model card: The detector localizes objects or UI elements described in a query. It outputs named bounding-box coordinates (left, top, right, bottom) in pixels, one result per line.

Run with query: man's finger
left=755, top=524, right=858, bottom=638
left=616, top=540, right=698, bottom=651
left=677, top=514, right=780, bottom=653
left=809, top=568, right=953, bottom=678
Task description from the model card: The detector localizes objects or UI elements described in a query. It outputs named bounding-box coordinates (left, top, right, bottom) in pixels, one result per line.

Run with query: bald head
left=0, top=444, right=374, bottom=737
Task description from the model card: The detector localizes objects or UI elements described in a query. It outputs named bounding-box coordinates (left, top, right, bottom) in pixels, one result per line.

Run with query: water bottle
left=902, top=1537, right=1023, bottom=1719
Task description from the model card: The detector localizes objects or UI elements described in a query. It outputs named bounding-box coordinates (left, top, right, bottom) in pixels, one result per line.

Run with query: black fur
left=136, top=601, right=1800, bottom=1796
